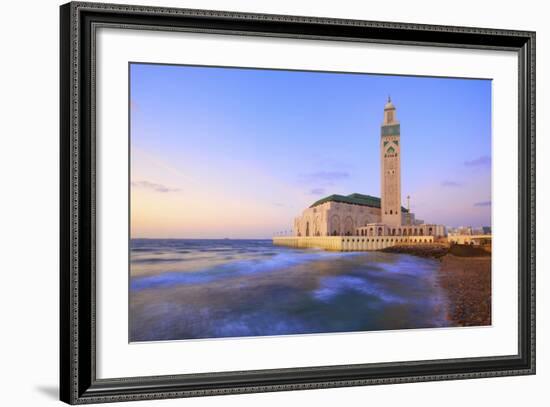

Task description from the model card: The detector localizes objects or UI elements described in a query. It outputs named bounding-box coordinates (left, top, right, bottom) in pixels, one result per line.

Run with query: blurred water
left=129, top=239, right=449, bottom=341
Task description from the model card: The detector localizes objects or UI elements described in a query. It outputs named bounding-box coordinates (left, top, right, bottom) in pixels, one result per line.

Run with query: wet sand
left=383, top=244, right=491, bottom=326
left=438, top=254, right=491, bottom=326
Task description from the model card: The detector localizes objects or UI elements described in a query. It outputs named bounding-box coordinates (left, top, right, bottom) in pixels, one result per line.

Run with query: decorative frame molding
left=60, top=2, right=535, bottom=404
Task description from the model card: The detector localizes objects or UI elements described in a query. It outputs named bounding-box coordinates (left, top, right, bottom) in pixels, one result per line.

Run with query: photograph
left=56, top=1, right=536, bottom=404
left=129, top=63, right=493, bottom=342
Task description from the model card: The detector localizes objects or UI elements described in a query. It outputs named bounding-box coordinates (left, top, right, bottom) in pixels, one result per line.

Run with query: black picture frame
left=60, top=1, right=536, bottom=404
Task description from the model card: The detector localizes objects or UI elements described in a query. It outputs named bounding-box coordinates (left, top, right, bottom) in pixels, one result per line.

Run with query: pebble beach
left=383, top=243, right=491, bottom=326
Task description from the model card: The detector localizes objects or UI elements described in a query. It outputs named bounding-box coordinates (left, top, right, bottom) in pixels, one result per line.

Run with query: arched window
left=306, top=222, right=310, bottom=237
left=378, top=227, right=383, bottom=236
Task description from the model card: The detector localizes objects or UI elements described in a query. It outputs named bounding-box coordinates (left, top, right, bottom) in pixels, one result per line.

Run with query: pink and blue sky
left=130, top=63, right=491, bottom=239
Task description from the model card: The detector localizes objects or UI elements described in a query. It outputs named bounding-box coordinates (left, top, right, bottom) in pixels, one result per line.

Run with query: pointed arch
left=343, top=217, right=354, bottom=236
left=313, top=217, right=320, bottom=236
left=330, top=215, right=341, bottom=236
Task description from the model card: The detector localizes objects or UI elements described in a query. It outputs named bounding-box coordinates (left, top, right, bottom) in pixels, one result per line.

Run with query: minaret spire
left=380, top=98, right=402, bottom=227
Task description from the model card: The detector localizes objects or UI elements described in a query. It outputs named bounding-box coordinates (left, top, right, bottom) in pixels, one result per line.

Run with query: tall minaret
left=380, top=96, right=402, bottom=226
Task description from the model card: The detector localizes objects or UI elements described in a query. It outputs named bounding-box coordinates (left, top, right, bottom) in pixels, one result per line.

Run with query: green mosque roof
left=310, top=192, right=408, bottom=212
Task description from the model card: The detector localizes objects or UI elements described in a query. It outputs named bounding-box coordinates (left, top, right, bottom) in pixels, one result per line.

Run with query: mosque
left=274, top=98, right=445, bottom=251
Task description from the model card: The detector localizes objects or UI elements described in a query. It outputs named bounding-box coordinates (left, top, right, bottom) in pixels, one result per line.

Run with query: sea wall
left=273, top=235, right=434, bottom=251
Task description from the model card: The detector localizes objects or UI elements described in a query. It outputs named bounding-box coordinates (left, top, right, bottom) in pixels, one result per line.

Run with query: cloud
left=301, top=171, right=350, bottom=185
left=132, top=180, right=180, bottom=193
left=441, top=180, right=462, bottom=187
left=309, top=188, right=326, bottom=196
left=474, top=200, right=491, bottom=207
left=464, top=155, right=491, bottom=167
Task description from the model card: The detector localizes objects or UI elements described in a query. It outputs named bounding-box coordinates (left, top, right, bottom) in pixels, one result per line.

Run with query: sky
left=130, top=63, right=492, bottom=239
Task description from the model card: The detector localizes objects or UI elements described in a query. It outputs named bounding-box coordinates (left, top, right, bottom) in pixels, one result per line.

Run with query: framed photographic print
left=60, top=1, right=536, bottom=404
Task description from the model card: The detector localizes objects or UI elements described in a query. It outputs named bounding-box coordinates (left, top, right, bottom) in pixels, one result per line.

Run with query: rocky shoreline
left=381, top=243, right=449, bottom=258
left=382, top=243, right=492, bottom=326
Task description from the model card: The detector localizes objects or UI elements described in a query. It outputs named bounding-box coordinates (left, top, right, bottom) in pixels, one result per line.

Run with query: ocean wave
left=130, top=249, right=361, bottom=291
left=131, top=257, right=187, bottom=264
left=313, top=275, right=407, bottom=304
left=129, top=240, right=451, bottom=340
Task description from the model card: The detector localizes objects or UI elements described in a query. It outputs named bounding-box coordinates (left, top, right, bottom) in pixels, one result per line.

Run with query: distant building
left=291, top=98, right=446, bottom=239
left=448, top=234, right=492, bottom=246
left=451, top=226, right=474, bottom=236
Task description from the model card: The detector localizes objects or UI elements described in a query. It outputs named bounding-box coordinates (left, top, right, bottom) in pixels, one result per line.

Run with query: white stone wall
left=293, top=204, right=328, bottom=237
left=292, top=202, right=446, bottom=238
left=357, top=223, right=446, bottom=237
left=340, top=235, right=434, bottom=251
left=293, top=202, right=381, bottom=237
left=274, top=235, right=434, bottom=251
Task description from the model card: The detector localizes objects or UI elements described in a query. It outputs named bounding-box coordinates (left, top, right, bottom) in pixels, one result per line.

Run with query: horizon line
left=131, top=237, right=275, bottom=240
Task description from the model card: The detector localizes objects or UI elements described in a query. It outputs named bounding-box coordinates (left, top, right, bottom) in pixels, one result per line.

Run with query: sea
left=129, top=239, right=450, bottom=342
